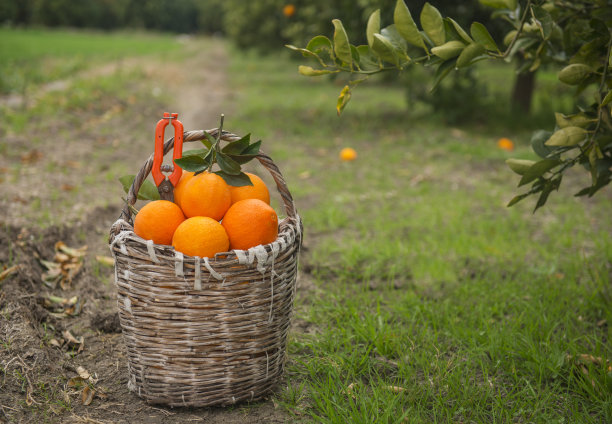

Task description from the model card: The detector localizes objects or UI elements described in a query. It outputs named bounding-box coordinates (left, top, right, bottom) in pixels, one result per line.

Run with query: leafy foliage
left=173, top=118, right=261, bottom=187
left=289, top=0, right=612, bottom=210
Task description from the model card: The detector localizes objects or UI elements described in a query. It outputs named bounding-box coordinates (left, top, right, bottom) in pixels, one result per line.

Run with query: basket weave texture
left=109, top=129, right=302, bottom=407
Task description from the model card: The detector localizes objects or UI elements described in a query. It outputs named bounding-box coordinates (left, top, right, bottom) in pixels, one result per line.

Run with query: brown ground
left=0, top=38, right=300, bottom=423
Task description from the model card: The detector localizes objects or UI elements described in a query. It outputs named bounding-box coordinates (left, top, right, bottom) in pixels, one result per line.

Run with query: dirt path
left=0, top=38, right=294, bottom=423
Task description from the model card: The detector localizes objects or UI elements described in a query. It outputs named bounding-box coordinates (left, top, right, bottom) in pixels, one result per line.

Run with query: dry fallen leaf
left=81, top=386, right=95, bottom=406
left=39, top=241, right=87, bottom=290
left=95, top=256, right=115, bottom=267
left=0, top=264, right=20, bottom=282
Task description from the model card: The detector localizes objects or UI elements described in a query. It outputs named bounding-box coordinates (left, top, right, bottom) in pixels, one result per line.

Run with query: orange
left=229, top=172, right=271, bottom=205
left=283, top=4, right=296, bottom=17
left=133, top=200, right=185, bottom=245
left=173, top=171, right=194, bottom=208
left=180, top=171, right=231, bottom=220
left=497, top=138, right=514, bottom=151
left=222, top=199, right=278, bottom=250
left=339, top=147, right=357, bottom=161
left=172, top=216, right=230, bottom=258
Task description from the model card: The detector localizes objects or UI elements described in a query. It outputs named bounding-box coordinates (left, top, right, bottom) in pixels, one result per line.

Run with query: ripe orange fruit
left=283, top=4, right=296, bottom=17
left=173, top=171, right=194, bottom=208
left=339, top=147, right=357, bottom=161
left=222, top=199, right=278, bottom=250
left=497, top=138, right=515, bottom=151
left=172, top=216, right=230, bottom=258
left=229, top=172, right=270, bottom=205
left=180, top=171, right=231, bottom=220
left=133, top=200, right=185, bottom=245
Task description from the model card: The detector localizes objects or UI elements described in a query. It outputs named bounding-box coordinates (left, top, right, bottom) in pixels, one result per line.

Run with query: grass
left=0, top=27, right=182, bottom=94
left=227, top=47, right=612, bottom=422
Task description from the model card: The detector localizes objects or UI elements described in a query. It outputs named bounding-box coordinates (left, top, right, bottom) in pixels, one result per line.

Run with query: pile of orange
left=134, top=171, right=278, bottom=258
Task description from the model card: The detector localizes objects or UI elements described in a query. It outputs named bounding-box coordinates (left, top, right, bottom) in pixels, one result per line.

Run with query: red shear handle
left=152, top=112, right=184, bottom=187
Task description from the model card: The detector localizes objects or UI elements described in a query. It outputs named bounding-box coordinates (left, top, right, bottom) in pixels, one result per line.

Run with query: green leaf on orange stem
left=470, top=22, right=498, bottom=51
left=216, top=152, right=241, bottom=175
left=332, top=19, right=353, bottom=66
left=431, top=40, right=465, bottom=60
left=394, top=0, right=427, bottom=51
left=518, top=159, right=561, bottom=186
left=366, top=9, right=381, bottom=47
left=174, top=155, right=209, bottom=173
left=456, top=42, right=486, bottom=67
left=215, top=171, right=253, bottom=187
left=421, top=3, right=445, bottom=46
left=545, top=126, right=587, bottom=146
left=222, top=134, right=250, bottom=155
left=118, top=175, right=160, bottom=201
left=372, top=33, right=400, bottom=65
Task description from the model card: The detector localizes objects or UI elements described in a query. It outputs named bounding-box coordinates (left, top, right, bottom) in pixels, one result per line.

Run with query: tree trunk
left=511, top=71, right=536, bottom=114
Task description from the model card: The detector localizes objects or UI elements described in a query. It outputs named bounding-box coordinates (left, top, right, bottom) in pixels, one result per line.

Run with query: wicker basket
left=108, top=128, right=302, bottom=407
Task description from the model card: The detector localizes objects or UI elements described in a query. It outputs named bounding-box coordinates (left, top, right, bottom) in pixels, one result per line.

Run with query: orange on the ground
left=222, top=199, right=278, bottom=250
left=229, top=172, right=270, bottom=205
left=134, top=200, right=185, bottom=245
left=172, top=216, right=230, bottom=258
left=180, top=171, right=231, bottom=220
left=497, top=138, right=515, bottom=151
left=339, top=147, right=357, bottom=161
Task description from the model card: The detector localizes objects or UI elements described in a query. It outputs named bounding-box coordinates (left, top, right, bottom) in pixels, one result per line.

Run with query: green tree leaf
left=216, top=152, right=241, bottom=175
left=337, top=85, right=351, bottom=115
left=479, top=0, right=517, bottom=9
left=554, top=112, right=596, bottom=129
left=506, top=158, right=536, bottom=175
left=332, top=19, right=353, bottom=66
left=558, top=63, right=593, bottom=85
left=530, top=130, right=556, bottom=158
left=545, top=126, right=588, bottom=146
left=372, top=33, right=400, bottom=65
left=531, top=5, right=553, bottom=40
left=298, top=65, right=339, bottom=76
left=507, top=192, right=530, bottom=207
left=307, top=35, right=333, bottom=54
left=534, top=177, right=561, bottom=212
left=445, top=18, right=472, bottom=44
left=602, top=90, right=612, bottom=107
left=431, top=40, right=466, bottom=60
left=519, top=159, right=561, bottom=186
left=431, top=59, right=455, bottom=91
left=286, top=45, right=326, bottom=67
left=356, top=45, right=381, bottom=71
left=420, top=3, right=445, bottom=46
left=215, top=171, right=253, bottom=187
left=470, top=22, right=498, bottom=51
left=118, top=175, right=160, bottom=201
left=456, top=43, right=486, bottom=68
left=394, top=0, right=427, bottom=51
left=366, top=9, right=381, bottom=48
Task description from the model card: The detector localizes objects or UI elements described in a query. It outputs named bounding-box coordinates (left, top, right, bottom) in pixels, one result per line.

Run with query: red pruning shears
left=152, top=112, right=184, bottom=201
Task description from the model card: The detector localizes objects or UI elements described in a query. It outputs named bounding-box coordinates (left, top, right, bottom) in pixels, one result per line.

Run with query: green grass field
left=228, top=47, right=612, bottom=422
left=1, top=28, right=610, bottom=422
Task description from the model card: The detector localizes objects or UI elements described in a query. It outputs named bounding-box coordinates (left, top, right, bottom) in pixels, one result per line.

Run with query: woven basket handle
left=122, top=129, right=298, bottom=222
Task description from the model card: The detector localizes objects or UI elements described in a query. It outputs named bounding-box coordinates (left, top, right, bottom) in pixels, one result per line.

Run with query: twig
left=499, top=0, right=533, bottom=59
left=0, top=265, right=20, bottom=283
